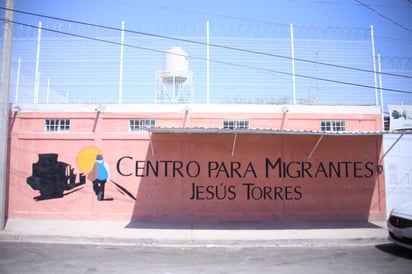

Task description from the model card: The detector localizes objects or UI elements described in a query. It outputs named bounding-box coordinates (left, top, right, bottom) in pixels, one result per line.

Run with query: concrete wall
left=7, top=104, right=386, bottom=222
left=384, top=135, right=412, bottom=217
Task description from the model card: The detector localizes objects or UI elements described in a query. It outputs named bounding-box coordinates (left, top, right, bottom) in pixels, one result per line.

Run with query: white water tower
left=156, top=47, right=194, bottom=103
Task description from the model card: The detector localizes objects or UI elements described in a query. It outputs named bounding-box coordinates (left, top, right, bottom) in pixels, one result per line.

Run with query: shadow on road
left=125, top=220, right=383, bottom=230
left=376, top=243, right=412, bottom=260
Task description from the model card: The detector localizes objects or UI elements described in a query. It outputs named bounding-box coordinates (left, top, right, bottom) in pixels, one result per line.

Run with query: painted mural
left=6, top=105, right=387, bottom=222
left=27, top=153, right=85, bottom=201
left=87, top=154, right=112, bottom=201
left=26, top=147, right=135, bottom=203
left=18, top=134, right=385, bottom=222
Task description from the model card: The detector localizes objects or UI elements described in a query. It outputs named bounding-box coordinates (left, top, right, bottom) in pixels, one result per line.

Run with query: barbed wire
left=5, top=19, right=412, bottom=81
left=11, top=19, right=373, bottom=40
left=7, top=18, right=411, bottom=96
left=3, top=6, right=412, bottom=79
left=380, top=57, right=412, bottom=70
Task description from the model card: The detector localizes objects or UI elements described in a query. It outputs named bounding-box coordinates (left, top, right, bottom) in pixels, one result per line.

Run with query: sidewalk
left=0, top=218, right=389, bottom=247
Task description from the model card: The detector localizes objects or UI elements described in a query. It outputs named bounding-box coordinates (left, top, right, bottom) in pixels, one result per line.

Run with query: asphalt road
left=0, top=241, right=411, bottom=274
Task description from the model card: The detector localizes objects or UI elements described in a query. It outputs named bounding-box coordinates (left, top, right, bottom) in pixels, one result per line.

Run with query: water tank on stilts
left=156, top=47, right=194, bottom=103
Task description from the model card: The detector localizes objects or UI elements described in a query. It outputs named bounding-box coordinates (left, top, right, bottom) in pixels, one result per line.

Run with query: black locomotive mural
left=27, top=153, right=86, bottom=201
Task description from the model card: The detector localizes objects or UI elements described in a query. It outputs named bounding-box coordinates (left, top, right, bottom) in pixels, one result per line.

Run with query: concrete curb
left=0, top=218, right=390, bottom=248
left=0, top=234, right=390, bottom=248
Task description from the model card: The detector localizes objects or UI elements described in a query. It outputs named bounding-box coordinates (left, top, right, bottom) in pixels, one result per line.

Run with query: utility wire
left=1, top=6, right=411, bottom=80
left=355, top=0, right=412, bottom=33
left=5, top=18, right=411, bottom=95
left=135, top=2, right=291, bottom=27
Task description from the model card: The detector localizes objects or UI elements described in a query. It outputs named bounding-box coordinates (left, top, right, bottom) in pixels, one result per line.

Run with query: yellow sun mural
left=76, top=146, right=102, bottom=174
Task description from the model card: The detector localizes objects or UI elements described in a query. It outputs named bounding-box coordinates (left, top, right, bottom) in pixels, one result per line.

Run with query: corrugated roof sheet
left=147, top=127, right=412, bottom=136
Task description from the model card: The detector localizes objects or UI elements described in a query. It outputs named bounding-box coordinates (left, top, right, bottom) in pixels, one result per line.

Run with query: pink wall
left=7, top=105, right=386, bottom=222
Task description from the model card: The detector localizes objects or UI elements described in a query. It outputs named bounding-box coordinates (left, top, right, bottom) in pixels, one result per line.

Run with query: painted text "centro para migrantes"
left=116, top=156, right=375, bottom=179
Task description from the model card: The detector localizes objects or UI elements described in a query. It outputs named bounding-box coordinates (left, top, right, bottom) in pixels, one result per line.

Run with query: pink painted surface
left=7, top=106, right=386, bottom=222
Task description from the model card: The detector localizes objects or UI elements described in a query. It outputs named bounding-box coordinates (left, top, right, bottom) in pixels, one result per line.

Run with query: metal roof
left=147, top=127, right=412, bottom=136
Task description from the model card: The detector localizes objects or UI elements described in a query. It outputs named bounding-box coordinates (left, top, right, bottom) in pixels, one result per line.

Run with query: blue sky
left=9, top=0, right=412, bottom=57
left=2, top=0, right=411, bottom=106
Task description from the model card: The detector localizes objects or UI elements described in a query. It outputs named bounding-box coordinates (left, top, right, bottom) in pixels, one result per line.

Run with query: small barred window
left=129, top=119, right=156, bottom=132
left=384, top=116, right=390, bottom=131
left=44, top=119, right=71, bottom=132
left=320, top=120, right=346, bottom=132
left=223, top=119, right=249, bottom=129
